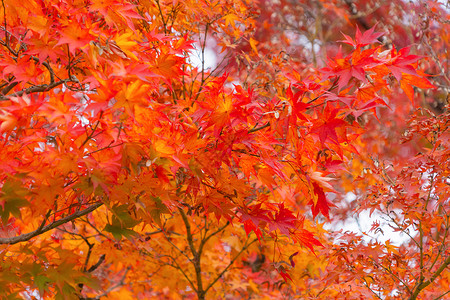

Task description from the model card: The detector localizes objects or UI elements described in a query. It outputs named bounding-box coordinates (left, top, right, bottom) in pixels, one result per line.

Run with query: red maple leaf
left=339, top=25, right=384, bottom=48
left=278, top=267, right=293, bottom=283
left=311, top=105, right=348, bottom=145
left=386, top=47, right=422, bottom=82
left=55, top=23, right=93, bottom=54
left=268, top=203, right=297, bottom=236
left=309, top=183, right=334, bottom=219
left=243, top=219, right=263, bottom=242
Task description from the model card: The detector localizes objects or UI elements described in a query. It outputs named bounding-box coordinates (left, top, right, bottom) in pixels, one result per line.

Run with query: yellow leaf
left=154, top=140, right=174, bottom=155
left=249, top=37, right=259, bottom=55
left=223, top=14, right=238, bottom=28
left=114, top=32, right=139, bottom=60
left=103, top=288, right=134, bottom=300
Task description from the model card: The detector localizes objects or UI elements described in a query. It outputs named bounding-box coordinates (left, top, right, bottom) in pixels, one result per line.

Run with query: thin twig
left=248, top=122, right=270, bottom=133
left=204, top=238, right=257, bottom=294
left=1, top=0, right=8, bottom=47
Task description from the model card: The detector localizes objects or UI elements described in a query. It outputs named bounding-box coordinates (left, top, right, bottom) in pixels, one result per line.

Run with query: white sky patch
left=296, top=34, right=321, bottom=54
left=189, top=43, right=217, bottom=71
left=325, top=192, right=417, bottom=246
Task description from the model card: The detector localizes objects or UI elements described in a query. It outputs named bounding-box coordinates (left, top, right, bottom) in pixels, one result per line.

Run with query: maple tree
left=0, top=0, right=448, bottom=299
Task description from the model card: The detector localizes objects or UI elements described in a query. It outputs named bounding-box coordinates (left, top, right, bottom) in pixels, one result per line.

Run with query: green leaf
left=149, top=196, right=170, bottom=227
left=35, top=275, right=51, bottom=295
left=110, top=204, right=140, bottom=228
left=0, top=179, right=30, bottom=223
left=104, top=223, right=138, bottom=240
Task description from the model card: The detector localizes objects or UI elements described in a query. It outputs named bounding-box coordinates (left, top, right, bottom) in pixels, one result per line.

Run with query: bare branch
left=0, top=81, right=18, bottom=95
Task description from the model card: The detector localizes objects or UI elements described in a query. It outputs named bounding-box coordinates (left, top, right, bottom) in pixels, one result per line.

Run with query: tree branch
left=198, top=221, right=229, bottom=257
left=0, top=81, right=18, bottom=95
left=169, top=258, right=198, bottom=293
left=1, top=0, right=8, bottom=47
left=162, top=229, right=193, bottom=263
left=410, top=254, right=450, bottom=300
left=88, top=254, right=106, bottom=273
left=92, top=266, right=130, bottom=299
left=367, top=256, right=412, bottom=295
left=178, top=208, right=197, bottom=258
left=0, top=79, right=71, bottom=101
left=178, top=207, right=204, bottom=298
left=0, top=202, right=103, bottom=244
left=248, top=122, right=270, bottom=133
left=204, top=238, right=257, bottom=294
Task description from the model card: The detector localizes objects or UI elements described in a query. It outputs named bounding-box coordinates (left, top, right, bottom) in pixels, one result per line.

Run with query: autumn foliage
left=0, top=0, right=448, bottom=299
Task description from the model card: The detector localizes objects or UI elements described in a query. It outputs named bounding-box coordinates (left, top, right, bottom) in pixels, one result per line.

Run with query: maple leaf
left=210, top=95, right=233, bottom=131
left=25, top=33, right=60, bottom=62
left=356, top=83, right=387, bottom=106
left=278, top=267, right=293, bottom=283
left=400, top=73, right=435, bottom=102
left=152, top=52, right=183, bottom=78
left=268, top=203, right=297, bottom=236
left=243, top=219, right=263, bottom=242
left=311, top=105, right=348, bottom=145
left=0, top=179, right=29, bottom=222
left=339, top=25, right=384, bottom=48
left=385, top=47, right=422, bottom=82
left=240, top=203, right=272, bottom=228
left=172, top=35, right=195, bottom=54
left=292, top=228, right=323, bottom=253
left=248, top=37, right=259, bottom=55
left=55, top=23, right=93, bottom=54
left=286, top=86, right=310, bottom=121
left=2, top=55, right=44, bottom=83
left=0, top=0, right=446, bottom=298
left=309, top=183, right=333, bottom=219
left=223, top=14, right=239, bottom=28
left=27, top=14, right=50, bottom=37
